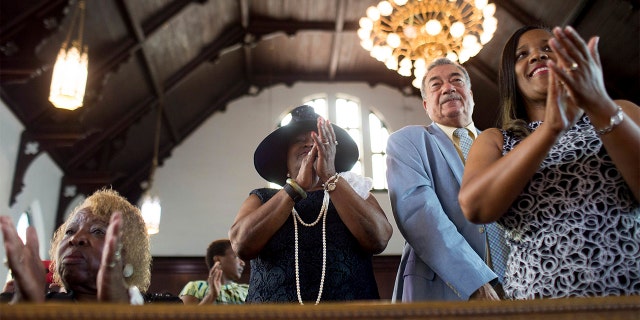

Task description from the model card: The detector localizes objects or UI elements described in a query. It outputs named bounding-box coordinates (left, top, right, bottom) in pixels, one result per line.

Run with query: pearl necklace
left=292, top=190, right=329, bottom=305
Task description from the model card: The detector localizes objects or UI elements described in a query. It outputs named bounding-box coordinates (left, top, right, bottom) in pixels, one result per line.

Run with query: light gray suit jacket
left=386, top=124, right=497, bottom=301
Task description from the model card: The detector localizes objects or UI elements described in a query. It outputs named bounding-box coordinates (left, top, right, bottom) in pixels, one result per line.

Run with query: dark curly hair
left=205, top=239, right=232, bottom=270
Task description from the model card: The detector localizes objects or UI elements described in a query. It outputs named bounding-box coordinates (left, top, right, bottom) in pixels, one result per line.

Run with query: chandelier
left=358, top=0, right=497, bottom=88
left=49, top=0, right=88, bottom=110
left=141, top=193, right=161, bottom=235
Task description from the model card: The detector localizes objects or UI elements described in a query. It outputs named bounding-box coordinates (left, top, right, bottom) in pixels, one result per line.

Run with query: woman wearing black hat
left=229, top=105, right=392, bottom=304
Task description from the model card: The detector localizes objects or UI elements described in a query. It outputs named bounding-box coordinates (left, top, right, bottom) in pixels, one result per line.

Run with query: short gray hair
left=420, top=58, right=471, bottom=100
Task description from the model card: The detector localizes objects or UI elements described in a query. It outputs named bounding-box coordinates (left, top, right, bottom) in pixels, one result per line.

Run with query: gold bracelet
left=322, top=173, right=340, bottom=192
left=595, top=106, right=624, bottom=136
left=286, top=178, right=307, bottom=200
left=283, top=183, right=302, bottom=202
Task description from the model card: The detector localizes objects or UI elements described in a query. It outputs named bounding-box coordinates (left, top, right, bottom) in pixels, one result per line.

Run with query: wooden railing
left=148, top=255, right=400, bottom=300
left=1, top=295, right=638, bottom=319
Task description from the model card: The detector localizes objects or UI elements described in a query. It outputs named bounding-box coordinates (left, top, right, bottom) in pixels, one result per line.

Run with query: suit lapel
left=426, top=124, right=465, bottom=184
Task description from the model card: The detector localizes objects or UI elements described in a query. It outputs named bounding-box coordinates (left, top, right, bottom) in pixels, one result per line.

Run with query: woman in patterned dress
left=459, top=26, right=640, bottom=299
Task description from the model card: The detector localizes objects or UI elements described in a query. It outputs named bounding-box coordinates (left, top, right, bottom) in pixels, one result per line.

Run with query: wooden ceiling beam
left=561, top=0, right=595, bottom=26
left=328, top=0, right=347, bottom=80
left=493, top=0, right=538, bottom=26
left=247, top=18, right=358, bottom=39
left=116, top=0, right=179, bottom=145
left=0, top=0, right=67, bottom=43
left=240, top=0, right=253, bottom=83
left=251, top=72, right=415, bottom=93
left=65, top=25, right=245, bottom=170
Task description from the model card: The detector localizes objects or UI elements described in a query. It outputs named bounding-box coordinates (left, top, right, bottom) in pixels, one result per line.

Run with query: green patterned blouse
left=179, top=280, right=248, bottom=304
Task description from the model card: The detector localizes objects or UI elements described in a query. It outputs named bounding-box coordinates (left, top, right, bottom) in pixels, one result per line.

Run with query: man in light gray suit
left=386, top=58, right=501, bottom=301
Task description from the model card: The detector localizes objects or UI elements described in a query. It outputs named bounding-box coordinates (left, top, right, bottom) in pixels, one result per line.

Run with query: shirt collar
left=434, top=122, right=477, bottom=143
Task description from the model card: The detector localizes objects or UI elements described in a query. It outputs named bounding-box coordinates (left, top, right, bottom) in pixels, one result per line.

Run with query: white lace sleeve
left=339, top=171, right=373, bottom=199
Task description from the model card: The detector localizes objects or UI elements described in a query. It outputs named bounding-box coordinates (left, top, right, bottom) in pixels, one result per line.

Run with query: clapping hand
left=206, top=261, right=223, bottom=301
left=0, top=216, right=46, bottom=303
left=97, top=212, right=129, bottom=302
left=545, top=69, right=584, bottom=134
left=296, top=117, right=338, bottom=188
left=548, top=26, right=611, bottom=117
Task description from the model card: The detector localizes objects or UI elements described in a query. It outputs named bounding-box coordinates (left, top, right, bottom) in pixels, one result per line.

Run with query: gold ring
left=569, top=62, right=578, bottom=71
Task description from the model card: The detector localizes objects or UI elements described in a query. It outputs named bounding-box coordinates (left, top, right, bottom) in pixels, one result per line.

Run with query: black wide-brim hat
left=254, top=105, right=359, bottom=186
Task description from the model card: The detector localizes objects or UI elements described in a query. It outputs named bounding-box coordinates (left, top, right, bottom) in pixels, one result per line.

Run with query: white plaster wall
left=0, top=100, right=62, bottom=285
left=150, top=82, right=427, bottom=256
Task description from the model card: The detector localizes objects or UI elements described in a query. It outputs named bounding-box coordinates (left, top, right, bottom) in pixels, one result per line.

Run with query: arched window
left=276, top=95, right=390, bottom=190
left=16, top=209, right=32, bottom=244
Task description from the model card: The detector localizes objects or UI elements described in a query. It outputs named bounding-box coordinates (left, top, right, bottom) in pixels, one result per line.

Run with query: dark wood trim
left=149, top=255, right=400, bottom=300
left=2, top=295, right=639, bottom=319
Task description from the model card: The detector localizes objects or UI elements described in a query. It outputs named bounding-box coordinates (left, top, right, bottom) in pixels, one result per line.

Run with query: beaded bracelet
left=595, top=106, right=624, bottom=136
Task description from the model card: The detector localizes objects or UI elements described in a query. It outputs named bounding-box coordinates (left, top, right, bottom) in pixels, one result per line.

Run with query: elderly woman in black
left=229, top=105, right=392, bottom=304
left=1, top=189, right=151, bottom=303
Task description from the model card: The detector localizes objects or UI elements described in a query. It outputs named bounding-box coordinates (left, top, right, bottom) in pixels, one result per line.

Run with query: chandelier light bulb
left=399, top=57, right=412, bottom=68
left=411, top=77, right=422, bottom=89
left=480, top=32, right=492, bottom=44
left=394, top=0, right=408, bottom=6
left=446, top=51, right=458, bottom=62
left=385, top=58, right=399, bottom=70
left=359, top=17, right=373, bottom=30
left=483, top=16, right=498, bottom=33
left=366, top=6, right=381, bottom=21
left=475, top=0, right=488, bottom=9
left=358, top=27, right=371, bottom=40
left=403, top=25, right=418, bottom=39
left=380, top=45, right=393, bottom=60
left=425, top=19, right=442, bottom=36
left=398, top=66, right=412, bottom=77
left=450, top=21, right=466, bottom=38
left=463, top=34, right=478, bottom=47
left=386, top=33, right=401, bottom=48
left=378, top=1, right=394, bottom=16
left=483, top=3, right=496, bottom=17
left=360, top=39, right=373, bottom=50
left=413, top=57, right=426, bottom=70
left=413, top=67, right=426, bottom=82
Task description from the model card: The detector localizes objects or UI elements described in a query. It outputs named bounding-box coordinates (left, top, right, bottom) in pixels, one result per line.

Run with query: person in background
left=386, top=58, right=507, bottom=301
left=229, top=105, right=392, bottom=304
left=459, top=25, right=639, bottom=299
left=179, top=239, right=247, bottom=304
left=1, top=188, right=152, bottom=304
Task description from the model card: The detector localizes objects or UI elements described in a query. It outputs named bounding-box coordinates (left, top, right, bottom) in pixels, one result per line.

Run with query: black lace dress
left=499, top=116, right=640, bottom=299
left=246, top=188, right=380, bottom=303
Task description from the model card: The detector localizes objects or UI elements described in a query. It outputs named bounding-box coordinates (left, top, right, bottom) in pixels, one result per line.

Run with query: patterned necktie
left=453, top=127, right=509, bottom=284
left=453, top=128, right=473, bottom=161
left=486, top=223, right=508, bottom=284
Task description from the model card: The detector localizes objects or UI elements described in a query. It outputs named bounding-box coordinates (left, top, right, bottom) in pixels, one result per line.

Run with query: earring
left=123, top=263, right=134, bottom=278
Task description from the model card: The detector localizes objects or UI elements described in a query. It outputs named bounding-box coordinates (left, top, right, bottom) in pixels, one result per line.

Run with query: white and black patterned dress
left=499, top=115, right=640, bottom=299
